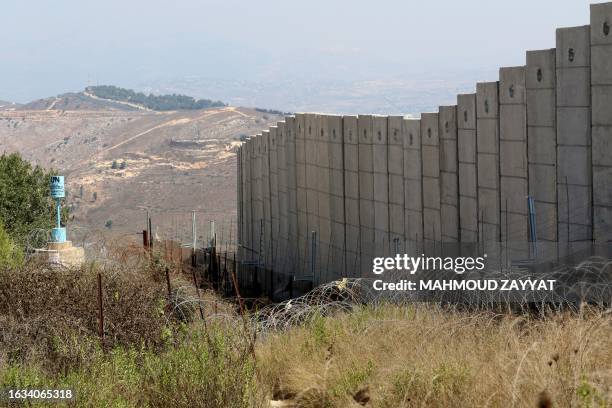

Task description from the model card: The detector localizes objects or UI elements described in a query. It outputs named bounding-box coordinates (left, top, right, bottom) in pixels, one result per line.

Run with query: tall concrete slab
left=252, top=134, right=264, bottom=265
left=373, top=115, right=390, bottom=258
left=358, top=115, right=374, bottom=276
left=439, top=105, right=459, bottom=242
left=237, top=146, right=243, bottom=260
left=245, top=138, right=255, bottom=262
left=269, top=127, right=280, bottom=272
left=590, top=3, right=612, bottom=242
left=285, top=116, right=298, bottom=274
left=261, top=130, right=273, bottom=272
left=277, top=122, right=289, bottom=274
left=403, top=119, right=423, bottom=250
left=316, top=115, right=331, bottom=284
left=556, top=26, right=592, bottom=243
left=295, top=114, right=309, bottom=277
left=457, top=94, right=478, bottom=242
left=476, top=82, right=501, bottom=244
left=388, top=116, right=405, bottom=253
left=304, top=114, right=319, bottom=279
left=343, top=116, right=360, bottom=276
left=499, top=67, right=529, bottom=258
left=421, top=113, right=441, bottom=244
left=527, top=49, right=558, bottom=245
left=327, top=115, right=346, bottom=279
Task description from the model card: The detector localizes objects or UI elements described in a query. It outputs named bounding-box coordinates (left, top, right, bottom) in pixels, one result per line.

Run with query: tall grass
left=0, top=251, right=609, bottom=407
left=258, top=304, right=611, bottom=407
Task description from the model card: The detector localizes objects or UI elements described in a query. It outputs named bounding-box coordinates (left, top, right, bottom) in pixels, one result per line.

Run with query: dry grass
left=0, top=246, right=181, bottom=372
left=0, top=247, right=610, bottom=407
left=257, top=304, right=612, bottom=407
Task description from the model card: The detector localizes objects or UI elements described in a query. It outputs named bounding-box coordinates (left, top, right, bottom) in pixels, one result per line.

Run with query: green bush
left=0, top=221, right=23, bottom=268
left=0, top=153, right=67, bottom=248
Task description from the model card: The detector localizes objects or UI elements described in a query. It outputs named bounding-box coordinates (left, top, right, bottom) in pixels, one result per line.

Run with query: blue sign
left=50, top=176, right=65, bottom=198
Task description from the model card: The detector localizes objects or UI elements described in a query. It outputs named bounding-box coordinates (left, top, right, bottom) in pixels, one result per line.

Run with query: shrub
left=0, top=153, right=67, bottom=247
left=0, top=221, right=23, bottom=268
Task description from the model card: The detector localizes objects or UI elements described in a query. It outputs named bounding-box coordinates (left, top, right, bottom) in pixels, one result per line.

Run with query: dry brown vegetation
left=0, top=250, right=610, bottom=407
left=258, top=305, right=611, bottom=407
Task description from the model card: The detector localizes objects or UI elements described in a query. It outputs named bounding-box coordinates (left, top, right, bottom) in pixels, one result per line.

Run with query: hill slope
left=0, top=106, right=281, bottom=243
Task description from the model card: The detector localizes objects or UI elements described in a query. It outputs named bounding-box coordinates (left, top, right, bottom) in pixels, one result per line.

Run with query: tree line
left=86, top=85, right=226, bottom=111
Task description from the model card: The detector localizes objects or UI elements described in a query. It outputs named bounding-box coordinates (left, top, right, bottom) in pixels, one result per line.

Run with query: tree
left=0, top=153, right=66, bottom=248
left=111, top=160, right=118, bottom=169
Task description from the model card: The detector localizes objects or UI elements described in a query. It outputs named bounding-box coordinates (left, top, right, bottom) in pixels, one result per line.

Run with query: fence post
left=97, top=273, right=104, bottom=343
left=165, top=267, right=172, bottom=299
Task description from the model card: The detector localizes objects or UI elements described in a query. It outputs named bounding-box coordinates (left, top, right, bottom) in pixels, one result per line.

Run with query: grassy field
left=0, top=253, right=610, bottom=407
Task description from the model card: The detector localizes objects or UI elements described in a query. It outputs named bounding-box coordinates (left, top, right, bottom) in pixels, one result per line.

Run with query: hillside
left=0, top=106, right=281, bottom=244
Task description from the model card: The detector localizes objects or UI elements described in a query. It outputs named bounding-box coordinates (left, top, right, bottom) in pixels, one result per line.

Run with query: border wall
left=235, top=4, right=612, bottom=299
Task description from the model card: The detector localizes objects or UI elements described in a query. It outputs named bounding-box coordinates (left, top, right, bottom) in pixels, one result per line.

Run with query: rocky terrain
left=0, top=96, right=281, bottom=246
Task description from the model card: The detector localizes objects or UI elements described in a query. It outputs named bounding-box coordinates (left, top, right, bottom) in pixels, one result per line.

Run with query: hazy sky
left=0, top=0, right=594, bottom=105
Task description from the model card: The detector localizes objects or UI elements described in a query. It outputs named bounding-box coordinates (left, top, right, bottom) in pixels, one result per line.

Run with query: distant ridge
left=0, top=86, right=227, bottom=112
left=85, top=85, right=226, bottom=111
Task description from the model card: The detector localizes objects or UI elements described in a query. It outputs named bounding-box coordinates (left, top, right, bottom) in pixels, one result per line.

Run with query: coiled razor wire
left=251, top=256, right=612, bottom=333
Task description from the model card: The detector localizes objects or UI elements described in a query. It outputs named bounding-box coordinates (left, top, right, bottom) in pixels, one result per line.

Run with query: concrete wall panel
left=476, top=82, right=500, bottom=243
left=327, top=115, right=345, bottom=279
left=343, top=116, right=360, bottom=275
left=421, top=113, right=441, bottom=242
left=403, top=109, right=422, bottom=236
left=591, top=3, right=612, bottom=241
left=556, top=26, right=592, bottom=242
left=388, top=116, right=405, bottom=250
left=457, top=93, right=478, bottom=242
left=285, top=116, right=298, bottom=274
left=358, top=115, right=374, bottom=276
left=439, top=105, right=459, bottom=242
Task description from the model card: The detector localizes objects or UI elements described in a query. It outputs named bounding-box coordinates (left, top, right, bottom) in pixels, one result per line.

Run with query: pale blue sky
left=0, top=0, right=594, bottom=106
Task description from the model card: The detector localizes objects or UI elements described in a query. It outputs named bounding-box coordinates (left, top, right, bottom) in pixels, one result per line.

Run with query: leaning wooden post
left=97, top=273, right=104, bottom=343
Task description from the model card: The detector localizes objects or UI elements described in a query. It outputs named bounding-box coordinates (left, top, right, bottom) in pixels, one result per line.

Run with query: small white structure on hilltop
left=34, top=176, right=84, bottom=267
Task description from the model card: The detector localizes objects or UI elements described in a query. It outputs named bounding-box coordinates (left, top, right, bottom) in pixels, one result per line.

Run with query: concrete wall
left=556, top=26, right=592, bottom=243
left=305, top=114, right=319, bottom=278
left=327, top=115, right=346, bottom=280
left=439, top=105, right=459, bottom=242
left=269, top=127, right=280, bottom=272
left=403, top=119, right=423, bottom=249
left=276, top=122, right=288, bottom=274
left=457, top=94, right=478, bottom=242
left=285, top=117, right=298, bottom=273
left=527, top=49, right=558, bottom=245
left=316, top=115, right=331, bottom=284
left=476, top=82, right=501, bottom=244
left=358, top=115, right=375, bottom=276
left=388, top=116, right=405, bottom=253
left=261, top=131, right=272, bottom=270
left=499, top=67, right=529, bottom=258
left=421, top=113, right=441, bottom=243
left=237, top=2, right=612, bottom=290
left=295, top=114, right=308, bottom=277
left=373, top=115, right=390, bottom=258
left=591, top=3, right=612, bottom=242
left=253, top=134, right=264, bottom=265
left=343, top=116, right=360, bottom=276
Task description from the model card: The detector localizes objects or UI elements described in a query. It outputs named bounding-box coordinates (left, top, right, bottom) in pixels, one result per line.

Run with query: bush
left=0, top=222, right=23, bottom=268
left=0, top=256, right=170, bottom=372
left=0, top=153, right=66, bottom=247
